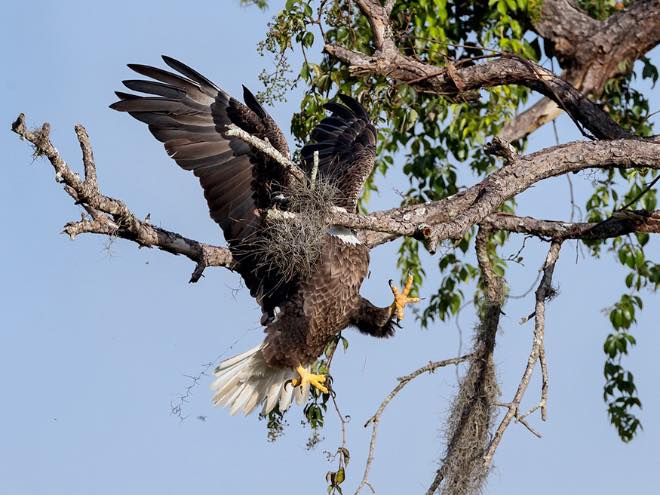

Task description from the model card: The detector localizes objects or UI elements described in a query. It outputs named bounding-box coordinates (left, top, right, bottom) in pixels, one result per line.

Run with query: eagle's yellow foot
left=389, top=273, right=421, bottom=321
left=292, top=365, right=329, bottom=394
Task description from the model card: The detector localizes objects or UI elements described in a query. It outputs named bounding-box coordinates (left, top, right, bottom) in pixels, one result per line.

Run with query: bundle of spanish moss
left=251, top=177, right=341, bottom=284
left=438, top=313, right=499, bottom=495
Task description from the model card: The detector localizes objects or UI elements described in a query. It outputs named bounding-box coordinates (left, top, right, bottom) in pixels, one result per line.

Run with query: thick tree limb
left=500, top=0, right=660, bottom=142
left=324, top=0, right=635, bottom=141
left=534, top=0, right=660, bottom=87
left=11, top=114, right=235, bottom=282
left=334, top=139, right=660, bottom=249
left=325, top=44, right=629, bottom=140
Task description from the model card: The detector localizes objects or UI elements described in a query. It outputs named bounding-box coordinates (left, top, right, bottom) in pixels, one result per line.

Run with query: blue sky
left=2, top=1, right=658, bottom=494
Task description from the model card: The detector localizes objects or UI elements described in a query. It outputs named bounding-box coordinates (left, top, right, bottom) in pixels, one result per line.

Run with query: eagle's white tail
left=210, top=343, right=307, bottom=416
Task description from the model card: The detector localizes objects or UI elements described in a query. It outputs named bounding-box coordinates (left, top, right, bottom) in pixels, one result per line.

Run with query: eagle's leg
left=388, top=273, right=421, bottom=321
left=291, top=365, right=329, bottom=394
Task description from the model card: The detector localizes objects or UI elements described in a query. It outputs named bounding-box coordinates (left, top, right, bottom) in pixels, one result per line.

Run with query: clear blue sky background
left=2, top=1, right=658, bottom=494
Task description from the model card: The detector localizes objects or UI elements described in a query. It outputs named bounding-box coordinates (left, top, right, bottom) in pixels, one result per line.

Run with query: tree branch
left=481, top=210, right=660, bottom=240
left=225, top=123, right=307, bottom=183
left=483, top=241, right=563, bottom=469
left=500, top=0, right=660, bottom=142
left=325, top=23, right=632, bottom=140
left=11, top=114, right=235, bottom=282
left=336, top=139, right=660, bottom=249
left=14, top=113, right=657, bottom=278
left=353, top=354, right=473, bottom=495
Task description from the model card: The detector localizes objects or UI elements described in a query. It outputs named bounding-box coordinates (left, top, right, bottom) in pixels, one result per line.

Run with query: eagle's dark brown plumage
left=111, top=56, right=418, bottom=415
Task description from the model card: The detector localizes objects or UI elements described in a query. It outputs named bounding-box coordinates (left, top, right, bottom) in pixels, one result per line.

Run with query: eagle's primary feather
left=111, top=56, right=414, bottom=415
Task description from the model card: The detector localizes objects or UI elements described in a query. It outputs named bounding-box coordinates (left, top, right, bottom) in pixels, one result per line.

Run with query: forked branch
left=11, top=114, right=235, bottom=282
left=483, top=241, right=563, bottom=468
left=500, top=0, right=660, bottom=141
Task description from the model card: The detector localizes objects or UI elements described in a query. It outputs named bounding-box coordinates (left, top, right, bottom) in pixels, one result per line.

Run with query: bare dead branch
left=13, top=112, right=658, bottom=280
left=74, top=124, right=97, bottom=189
left=539, top=345, right=549, bottom=422
left=481, top=210, right=660, bottom=241
left=11, top=114, right=235, bottom=281
left=353, top=354, right=473, bottom=495
left=483, top=241, right=563, bottom=469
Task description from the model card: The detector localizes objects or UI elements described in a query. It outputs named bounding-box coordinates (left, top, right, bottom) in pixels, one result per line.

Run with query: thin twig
left=225, top=123, right=307, bottom=183
left=539, top=345, right=549, bottom=421
left=311, top=150, right=320, bottom=188
left=618, top=175, right=660, bottom=212
left=508, top=270, right=542, bottom=300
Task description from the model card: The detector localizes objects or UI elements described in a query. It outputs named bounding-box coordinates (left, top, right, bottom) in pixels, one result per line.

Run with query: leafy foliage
left=603, top=292, right=645, bottom=442
left=582, top=52, right=658, bottom=439
left=248, top=0, right=656, bottom=443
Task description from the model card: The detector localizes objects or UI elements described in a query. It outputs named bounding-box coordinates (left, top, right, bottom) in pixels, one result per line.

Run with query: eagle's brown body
left=111, top=56, right=399, bottom=415
left=263, top=236, right=370, bottom=368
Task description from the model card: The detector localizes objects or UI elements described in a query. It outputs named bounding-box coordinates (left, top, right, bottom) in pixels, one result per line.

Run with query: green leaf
left=303, top=31, right=314, bottom=48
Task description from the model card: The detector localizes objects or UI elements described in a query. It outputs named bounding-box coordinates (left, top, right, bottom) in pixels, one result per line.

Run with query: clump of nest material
left=251, top=175, right=341, bottom=284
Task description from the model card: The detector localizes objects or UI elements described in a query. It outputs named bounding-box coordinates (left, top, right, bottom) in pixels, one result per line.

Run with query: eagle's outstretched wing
left=110, top=56, right=293, bottom=311
left=300, top=95, right=377, bottom=211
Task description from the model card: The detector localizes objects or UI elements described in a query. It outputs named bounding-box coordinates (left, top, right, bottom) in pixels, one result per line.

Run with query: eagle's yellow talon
left=389, top=273, right=420, bottom=320
left=294, top=365, right=329, bottom=394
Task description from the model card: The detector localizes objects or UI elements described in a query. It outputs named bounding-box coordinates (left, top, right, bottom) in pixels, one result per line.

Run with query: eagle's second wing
left=110, top=56, right=294, bottom=312
left=301, top=95, right=377, bottom=211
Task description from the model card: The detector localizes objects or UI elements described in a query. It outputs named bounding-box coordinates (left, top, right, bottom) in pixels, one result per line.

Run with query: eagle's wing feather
left=110, top=56, right=293, bottom=311
left=301, top=95, right=377, bottom=211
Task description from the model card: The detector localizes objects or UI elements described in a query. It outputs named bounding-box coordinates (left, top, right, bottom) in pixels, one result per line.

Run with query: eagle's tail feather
left=211, top=343, right=305, bottom=416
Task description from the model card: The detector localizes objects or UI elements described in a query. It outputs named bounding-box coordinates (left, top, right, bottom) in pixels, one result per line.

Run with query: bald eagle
left=111, top=56, right=419, bottom=416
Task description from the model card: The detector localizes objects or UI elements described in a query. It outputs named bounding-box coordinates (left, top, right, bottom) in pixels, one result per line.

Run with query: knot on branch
left=413, top=223, right=437, bottom=254
left=484, top=137, right=518, bottom=163
left=539, top=284, right=559, bottom=303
